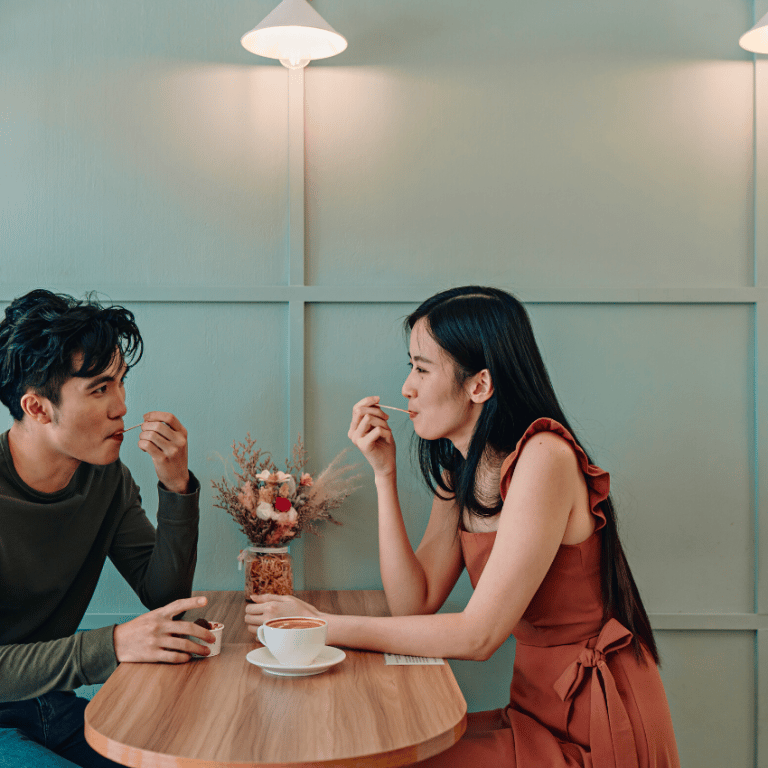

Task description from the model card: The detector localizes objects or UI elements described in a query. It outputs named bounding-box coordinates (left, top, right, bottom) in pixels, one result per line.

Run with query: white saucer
left=246, top=646, right=346, bottom=677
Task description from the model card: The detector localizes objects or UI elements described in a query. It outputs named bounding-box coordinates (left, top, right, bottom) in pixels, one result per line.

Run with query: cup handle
left=257, top=624, right=266, bottom=646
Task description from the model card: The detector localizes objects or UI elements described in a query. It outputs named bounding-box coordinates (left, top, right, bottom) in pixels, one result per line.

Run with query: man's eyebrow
left=84, top=374, right=115, bottom=390
left=84, top=366, right=128, bottom=390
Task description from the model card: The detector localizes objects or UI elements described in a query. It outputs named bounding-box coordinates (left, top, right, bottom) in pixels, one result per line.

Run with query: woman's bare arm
left=348, top=395, right=463, bottom=616
left=248, top=432, right=589, bottom=661
left=377, top=473, right=464, bottom=616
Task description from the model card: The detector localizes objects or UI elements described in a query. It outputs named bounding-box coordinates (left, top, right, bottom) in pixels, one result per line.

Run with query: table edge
left=85, top=710, right=468, bottom=768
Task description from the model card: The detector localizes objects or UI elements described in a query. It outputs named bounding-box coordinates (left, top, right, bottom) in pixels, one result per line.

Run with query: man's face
left=44, top=352, right=129, bottom=467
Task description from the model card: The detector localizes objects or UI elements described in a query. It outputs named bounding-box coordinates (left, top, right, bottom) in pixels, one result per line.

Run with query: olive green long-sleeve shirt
left=0, top=430, right=200, bottom=702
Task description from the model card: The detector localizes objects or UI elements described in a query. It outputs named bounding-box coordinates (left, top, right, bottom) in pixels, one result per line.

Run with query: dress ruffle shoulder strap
left=499, top=418, right=610, bottom=531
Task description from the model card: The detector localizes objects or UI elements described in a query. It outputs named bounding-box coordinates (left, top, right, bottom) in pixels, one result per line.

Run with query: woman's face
left=401, top=319, right=481, bottom=456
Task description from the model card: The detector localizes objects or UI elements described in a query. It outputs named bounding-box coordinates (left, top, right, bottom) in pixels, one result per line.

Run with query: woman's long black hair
left=407, top=286, right=658, bottom=664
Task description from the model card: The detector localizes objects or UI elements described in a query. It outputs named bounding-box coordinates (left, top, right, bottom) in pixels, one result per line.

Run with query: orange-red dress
left=416, top=419, right=680, bottom=768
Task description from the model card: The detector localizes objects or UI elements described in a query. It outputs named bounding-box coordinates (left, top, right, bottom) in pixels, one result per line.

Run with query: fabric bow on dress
left=553, top=619, right=639, bottom=768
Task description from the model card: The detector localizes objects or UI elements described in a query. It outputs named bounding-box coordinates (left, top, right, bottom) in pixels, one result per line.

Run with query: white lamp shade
left=740, top=11, right=768, bottom=53
left=241, top=0, right=347, bottom=66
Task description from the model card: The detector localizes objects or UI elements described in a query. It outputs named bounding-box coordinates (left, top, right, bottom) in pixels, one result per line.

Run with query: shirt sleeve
left=0, top=467, right=200, bottom=702
left=0, top=626, right=117, bottom=703
left=108, top=469, right=200, bottom=610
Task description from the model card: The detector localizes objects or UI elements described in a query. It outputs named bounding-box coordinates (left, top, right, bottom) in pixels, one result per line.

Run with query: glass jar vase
left=242, top=546, right=293, bottom=600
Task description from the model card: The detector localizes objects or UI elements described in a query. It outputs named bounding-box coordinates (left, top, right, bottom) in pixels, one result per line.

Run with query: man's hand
left=137, top=411, right=190, bottom=494
left=113, top=596, right=215, bottom=663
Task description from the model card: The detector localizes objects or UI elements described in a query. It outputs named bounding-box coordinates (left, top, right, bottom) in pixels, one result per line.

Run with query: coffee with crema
left=266, top=618, right=325, bottom=630
left=258, top=615, right=328, bottom=666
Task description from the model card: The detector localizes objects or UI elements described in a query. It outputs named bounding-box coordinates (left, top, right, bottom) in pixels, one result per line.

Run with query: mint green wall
left=1, top=2, right=766, bottom=765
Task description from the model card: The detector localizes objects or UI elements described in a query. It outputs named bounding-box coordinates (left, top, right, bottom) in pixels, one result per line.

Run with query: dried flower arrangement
left=212, top=436, right=360, bottom=597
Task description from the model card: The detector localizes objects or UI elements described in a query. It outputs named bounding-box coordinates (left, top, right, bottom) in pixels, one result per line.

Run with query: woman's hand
left=348, top=396, right=396, bottom=479
left=244, top=594, right=323, bottom=636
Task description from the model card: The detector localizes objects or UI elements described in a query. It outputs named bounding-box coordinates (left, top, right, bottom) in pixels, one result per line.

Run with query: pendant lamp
left=241, top=0, right=348, bottom=69
left=740, top=12, right=768, bottom=53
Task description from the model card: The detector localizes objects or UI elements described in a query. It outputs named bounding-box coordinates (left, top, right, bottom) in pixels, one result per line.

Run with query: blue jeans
left=0, top=691, right=123, bottom=768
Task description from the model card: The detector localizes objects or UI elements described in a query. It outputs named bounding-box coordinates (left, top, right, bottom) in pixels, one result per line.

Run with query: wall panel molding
left=1, top=286, right=764, bottom=305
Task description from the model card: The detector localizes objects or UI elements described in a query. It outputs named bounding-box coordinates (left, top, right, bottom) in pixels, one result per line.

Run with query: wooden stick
left=379, top=405, right=413, bottom=414
left=119, top=423, right=143, bottom=434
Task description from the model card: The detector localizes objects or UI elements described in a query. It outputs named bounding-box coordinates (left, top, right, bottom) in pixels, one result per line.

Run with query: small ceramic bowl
left=190, top=621, right=224, bottom=658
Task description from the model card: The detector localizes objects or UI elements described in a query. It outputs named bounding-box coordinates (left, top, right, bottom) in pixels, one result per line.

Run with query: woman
left=245, top=286, right=680, bottom=767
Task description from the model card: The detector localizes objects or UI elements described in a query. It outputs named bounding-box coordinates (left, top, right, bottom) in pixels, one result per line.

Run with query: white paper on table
left=384, top=653, right=444, bottom=665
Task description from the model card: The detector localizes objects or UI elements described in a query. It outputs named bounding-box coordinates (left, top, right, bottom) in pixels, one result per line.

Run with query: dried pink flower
left=237, top=481, right=257, bottom=513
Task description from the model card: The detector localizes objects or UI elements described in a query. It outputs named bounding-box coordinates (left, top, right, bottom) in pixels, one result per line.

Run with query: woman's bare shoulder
left=514, top=430, right=580, bottom=472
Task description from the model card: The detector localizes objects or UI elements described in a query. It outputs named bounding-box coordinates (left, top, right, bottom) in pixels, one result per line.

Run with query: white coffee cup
left=257, top=616, right=328, bottom=666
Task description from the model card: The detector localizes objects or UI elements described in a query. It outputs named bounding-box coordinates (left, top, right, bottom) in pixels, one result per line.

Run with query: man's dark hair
left=0, top=289, right=143, bottom=421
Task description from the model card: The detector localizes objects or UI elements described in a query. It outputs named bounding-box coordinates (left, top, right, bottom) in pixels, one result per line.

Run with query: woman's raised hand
left=348, top=396, right=397, bottom=479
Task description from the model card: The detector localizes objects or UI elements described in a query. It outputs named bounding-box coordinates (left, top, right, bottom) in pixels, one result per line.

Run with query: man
left=0, top=289, right=214, bottom=768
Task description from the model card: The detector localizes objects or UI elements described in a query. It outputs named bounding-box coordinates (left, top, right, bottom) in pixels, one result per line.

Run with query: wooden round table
left=85, top=590, right=467, bottom=767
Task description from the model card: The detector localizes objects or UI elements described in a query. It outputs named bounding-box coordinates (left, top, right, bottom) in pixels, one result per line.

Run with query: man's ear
left=468, top=369, right=494, bottom=404
left=20, top=392, right=53, bottom=424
